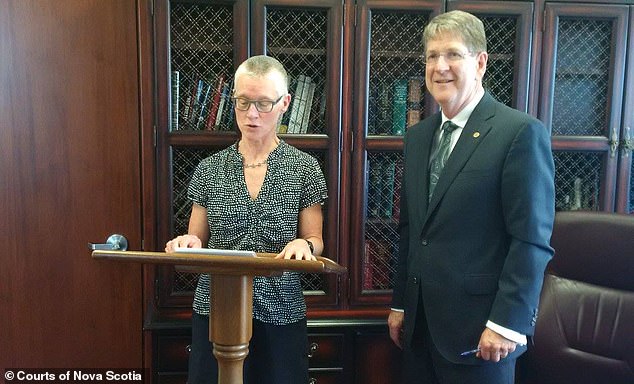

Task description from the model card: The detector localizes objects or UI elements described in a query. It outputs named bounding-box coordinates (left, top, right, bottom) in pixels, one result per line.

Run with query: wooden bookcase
left=142, top=0, right=634, bottom=382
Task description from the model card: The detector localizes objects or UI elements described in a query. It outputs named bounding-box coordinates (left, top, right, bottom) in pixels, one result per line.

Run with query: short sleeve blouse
left=188, top=140, right=327, bottom=325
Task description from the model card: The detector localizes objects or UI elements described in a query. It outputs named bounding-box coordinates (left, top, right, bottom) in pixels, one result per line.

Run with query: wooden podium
left=92, top=249, right=346, bottom=384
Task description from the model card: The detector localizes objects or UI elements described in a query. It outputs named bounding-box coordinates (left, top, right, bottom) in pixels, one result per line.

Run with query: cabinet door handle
left=186, top=344, right=192, bottom=353
left=622, top=126, right=631, bottom=157
left=610, top=126, right=618, bottom=158
left=307, top=342, right=319, bottom=358
left=309, top=378, right=317, bottom=384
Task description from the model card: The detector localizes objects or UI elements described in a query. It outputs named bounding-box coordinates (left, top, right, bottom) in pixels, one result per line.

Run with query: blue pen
left=459, top=347, right=480, bottom=356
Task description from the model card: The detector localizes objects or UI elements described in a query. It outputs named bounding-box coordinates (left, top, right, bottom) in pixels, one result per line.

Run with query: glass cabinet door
left=155, top=0, right=249, bottom=308
left=251, top=0, right=345, bottom=306
left=350, top=0, right=536, bottom=306
left=616, top=6, right=633, bottom=214
left=539, top=3, right=629, bottom=212
left=449, top=0, right=534, bottom=112
left=350, top=0, right=441, bottom=306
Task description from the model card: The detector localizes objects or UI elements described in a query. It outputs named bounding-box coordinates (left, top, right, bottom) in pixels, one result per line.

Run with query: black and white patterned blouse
left=188, top=140, right=328, bottom=325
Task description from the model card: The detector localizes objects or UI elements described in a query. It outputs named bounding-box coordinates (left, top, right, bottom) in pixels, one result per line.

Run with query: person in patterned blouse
left=165, top=55, right=328, bottom=384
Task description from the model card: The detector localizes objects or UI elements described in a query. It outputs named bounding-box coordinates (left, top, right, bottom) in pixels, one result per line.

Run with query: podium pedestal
left=92, top=250, right=346, bottom=384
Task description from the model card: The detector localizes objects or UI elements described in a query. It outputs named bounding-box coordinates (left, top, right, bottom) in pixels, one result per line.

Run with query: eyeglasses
left=231, top=95, right=284, bottom=113
left=422, top=50, right=474, bottom=65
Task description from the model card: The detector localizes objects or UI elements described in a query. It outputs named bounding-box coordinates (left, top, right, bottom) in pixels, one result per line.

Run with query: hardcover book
left=171, top=71, right=179, bottom=131
left=214, top=81, right=230, bottom=130
left=287, top=75, right=305, bottom=134
left=406, top=76, right=422, bottom=128
left=291, top=75, right=312, bottom=134
left=377, top=82, right=392, bottom=135
left=204, top=74, right=225, bottom=131
left=391, top=78, right=408, bottom=136
left=195, top=80, right=212, bottom=130
left=299, top=81, right=316, bottom=134
left=188, top=79, right=206, bottom=130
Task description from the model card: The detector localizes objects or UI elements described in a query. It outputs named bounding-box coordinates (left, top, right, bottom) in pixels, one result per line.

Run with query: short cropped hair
left=234, top=55, right=289, bottom=96
left=423, top=10, right=487, bottom=53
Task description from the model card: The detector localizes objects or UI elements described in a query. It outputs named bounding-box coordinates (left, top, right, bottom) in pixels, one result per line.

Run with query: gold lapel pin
left=473, top=132, right=480, bottom=138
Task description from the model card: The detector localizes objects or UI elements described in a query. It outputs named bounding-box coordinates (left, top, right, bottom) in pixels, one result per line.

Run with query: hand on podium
left=165, top=234, right=203, bottom=252
left=276, top=238, right=317, bottom=261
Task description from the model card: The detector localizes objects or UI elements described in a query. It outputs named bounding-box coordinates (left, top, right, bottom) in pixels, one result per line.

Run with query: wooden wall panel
left=0, top=0, right=143, bottom=367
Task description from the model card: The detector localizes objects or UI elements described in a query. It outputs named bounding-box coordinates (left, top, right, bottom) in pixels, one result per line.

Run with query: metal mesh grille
left=481, top=16, right=516, bottom=107
left=171, top=147, right=218, bottom=292
left=171, top=147, right=218, bottom=237
left=364, top=152, right=403, bottom=291
left=170, top=3, right=235, bottom=131
left=553, top=151, right=602, bottom=211
left=301, top=150, right=329, bottom=292
left=552, top=19, right=611, bottom=136
left=368, top=11, right=427, bottom=136
left=265, top=8, right=329, bottom=134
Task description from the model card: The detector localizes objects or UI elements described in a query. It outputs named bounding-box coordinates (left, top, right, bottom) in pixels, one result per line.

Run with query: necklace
left=239, top=137, right=279, bottom=169
left=244, top=159, right=267, bottom=168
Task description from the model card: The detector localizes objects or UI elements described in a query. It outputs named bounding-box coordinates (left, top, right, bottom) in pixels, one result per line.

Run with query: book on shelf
left=370, top=238, right=392, bottom=289
left=377, top=82, right=392, bottom=135
left=204, top=74, right=226, bottom=131
left=187, top=78, right=206, bottom=130
left=363, top=240, right=375, bottom=290
left=406, top=76, right=422, bottom=128
left=299, top=80, right=316, bottom=134
left=317, top=89, right=326, bottom=124
left=278, top=76, right=298, bottom=134
left=180, top=75, right=194, bottom=129
left=195, top=80, right=213, bottom=130
left=171, top=71, right=179, bottom=131
left=222, top=87, right=235, bottom=131
left=214, top=81, right=231, bottom=130
left=294, top=75, right=312, bottom=133
left=391, top=78, right=408, bottom=136
left=287, top=75, right=306, bottom=134
left=367, top=82, right=378, bottom=134
left=368, top=158, right=398, bottom=219
left=381, top=160, right=396, bottom=218
left=367, top=160, right=381, bottom=218
left=392, top=161, right=403, bottom=221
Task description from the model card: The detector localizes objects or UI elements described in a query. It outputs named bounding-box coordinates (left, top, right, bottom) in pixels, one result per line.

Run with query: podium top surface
left=92, top=250, right=346, bottom=276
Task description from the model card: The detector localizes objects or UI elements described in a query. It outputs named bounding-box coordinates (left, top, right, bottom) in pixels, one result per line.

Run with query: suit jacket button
left=421, top=239, right=428, bottom=246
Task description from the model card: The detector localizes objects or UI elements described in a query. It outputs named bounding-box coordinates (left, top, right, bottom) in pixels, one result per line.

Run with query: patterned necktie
left=428, top=120, right=459, bottom=201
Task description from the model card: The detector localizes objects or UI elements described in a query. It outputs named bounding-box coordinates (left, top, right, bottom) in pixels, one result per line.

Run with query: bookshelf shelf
left=171, top=42, right=233, bottom=51
left=267, top=46, right=326, bottom=57
left=555, top=68, right=606, bottom=76
left=370, top=50, right=423, bottom=60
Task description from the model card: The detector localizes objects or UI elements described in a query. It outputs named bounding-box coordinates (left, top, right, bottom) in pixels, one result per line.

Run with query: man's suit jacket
left=391, top=92, right=555, bottom=364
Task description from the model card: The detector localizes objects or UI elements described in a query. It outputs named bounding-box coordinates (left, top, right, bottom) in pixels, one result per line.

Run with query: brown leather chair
left=516, top=211, right=634, bottom=384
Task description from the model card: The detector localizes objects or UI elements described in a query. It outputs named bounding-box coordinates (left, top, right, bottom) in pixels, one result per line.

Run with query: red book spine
left=205, top=74, right=225, bottom=131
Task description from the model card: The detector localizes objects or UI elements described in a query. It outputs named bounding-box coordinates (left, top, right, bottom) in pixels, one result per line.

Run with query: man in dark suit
left=388, top=10, right=555, bottom=384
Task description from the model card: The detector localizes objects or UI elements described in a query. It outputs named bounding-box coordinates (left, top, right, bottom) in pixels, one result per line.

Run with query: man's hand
left=388, top=310, right=405, bottom=349
left=476, top=328, right=517, bottom=362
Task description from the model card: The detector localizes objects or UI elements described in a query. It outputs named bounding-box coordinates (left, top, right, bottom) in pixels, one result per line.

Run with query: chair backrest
left=517, top=211, right=634, bottom=384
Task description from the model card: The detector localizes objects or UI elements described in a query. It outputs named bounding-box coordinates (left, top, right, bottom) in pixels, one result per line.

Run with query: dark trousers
left=188, top=312, right=309, bottom=384
left=402, top=304, right=515, bottom=384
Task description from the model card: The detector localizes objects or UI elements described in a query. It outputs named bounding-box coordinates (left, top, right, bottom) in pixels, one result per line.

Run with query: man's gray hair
left=423, top=10, right=487, bottom=53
